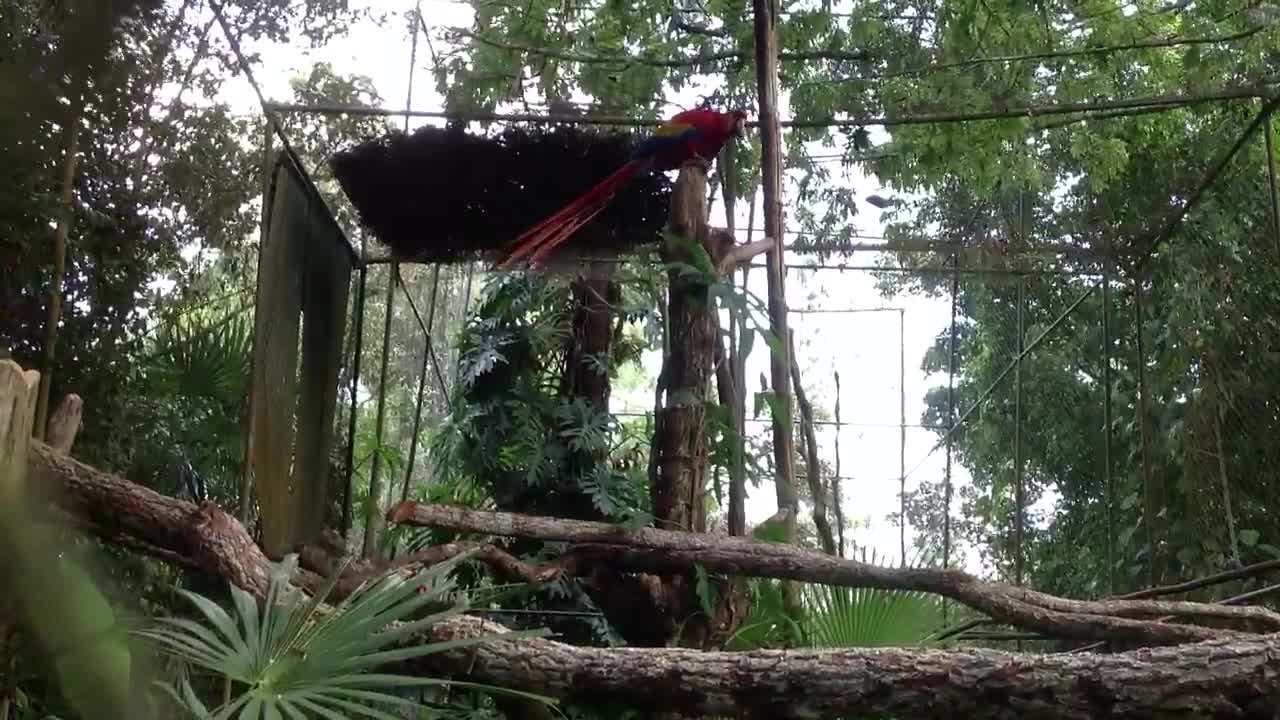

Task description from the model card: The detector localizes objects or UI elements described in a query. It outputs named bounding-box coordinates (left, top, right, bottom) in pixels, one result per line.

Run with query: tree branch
left=716, top=238, right=776, bottom=274
left=387, top=502, right=1279, bottom=644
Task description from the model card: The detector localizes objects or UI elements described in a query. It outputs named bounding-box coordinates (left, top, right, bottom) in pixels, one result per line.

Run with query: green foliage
left=138, top=553, right=555, bottom=719
left=1, top=504, right=139, bottom=720
left=726, top=553, right=942, bottom=652
left=430, top=271, right=656, bottom=525
left=800, top=583, right=941, bottom=649
left=132, top=305, right=252, bottom=505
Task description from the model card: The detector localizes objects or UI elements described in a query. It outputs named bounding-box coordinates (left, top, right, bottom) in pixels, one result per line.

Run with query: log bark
left=421, top=614, right=1280, bottom=719
left=387, top=502, right=1276, bottom=644
left=20, top=442, right=1280, bottom=718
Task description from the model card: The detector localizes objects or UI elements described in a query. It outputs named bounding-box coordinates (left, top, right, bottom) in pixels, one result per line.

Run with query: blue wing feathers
left=631, top=123, right=704, bottom=160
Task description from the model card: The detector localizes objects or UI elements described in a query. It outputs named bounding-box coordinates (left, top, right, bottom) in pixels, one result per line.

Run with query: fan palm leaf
left=137, top=554, right=554, bottom=719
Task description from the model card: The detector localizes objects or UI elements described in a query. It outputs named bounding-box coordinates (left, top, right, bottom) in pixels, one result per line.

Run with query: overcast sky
left=203, top=0, right=986, bottom=573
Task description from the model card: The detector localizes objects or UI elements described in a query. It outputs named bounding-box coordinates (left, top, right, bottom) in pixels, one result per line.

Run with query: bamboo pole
left=361, top=267, right=398, bottom=559
left=753, top=0, right=799, bottom=596
left=34, top=108, right=82, bottom=439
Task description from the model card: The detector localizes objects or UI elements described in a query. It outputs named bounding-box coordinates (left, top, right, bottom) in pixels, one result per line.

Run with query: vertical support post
left=1103, top=251, right=1115, bottom=594
left=1265, top=114, right=1280, bottom=261
left=729, top=193, right=756, bottom=538
left=454, top=263, right=475, bottom=384
left=401, top=264, right=442, bottom=503
left=342, top=264, right=367, bottom=534
left=1014, top=274, right=1025, bottom=588
left=361, top=266, right=398, bottom=559
left=943, top=251, right=959, bottom=572
left=833, top=369, right=845, bottom=556
left=752, top=0, right=798, bottom=554
left=241, top=119, right=275, bottom=522
left=34, top=109, right=81, bottom=440
left=899, top=308, right=907, bottom=563
left=1135, top=273, right=1156, bottom=587
left=395, top=4, right=427, bottom=505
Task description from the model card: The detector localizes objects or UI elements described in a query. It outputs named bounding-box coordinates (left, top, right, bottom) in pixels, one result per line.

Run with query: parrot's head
left=728, top=110, right=749, bottom=137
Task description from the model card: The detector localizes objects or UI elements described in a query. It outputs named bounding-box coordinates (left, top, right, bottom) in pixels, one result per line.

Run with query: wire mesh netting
left=321, top=108, right=1280, bottom=607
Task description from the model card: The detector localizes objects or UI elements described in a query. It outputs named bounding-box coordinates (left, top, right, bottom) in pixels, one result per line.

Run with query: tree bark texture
left=18, top=445, right=1280, bottom=718
left=421, top=614, right=1280, bottom=720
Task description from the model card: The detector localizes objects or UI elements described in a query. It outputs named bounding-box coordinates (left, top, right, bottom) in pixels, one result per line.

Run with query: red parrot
left=496, top=107, right=749, bottom=269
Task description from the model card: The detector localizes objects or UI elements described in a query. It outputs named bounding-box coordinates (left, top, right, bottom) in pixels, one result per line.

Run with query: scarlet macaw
left=495, top=107, right=749, bottom=269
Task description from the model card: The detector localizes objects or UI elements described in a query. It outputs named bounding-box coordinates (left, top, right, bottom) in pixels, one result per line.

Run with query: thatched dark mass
left=330, top=125, right=672, bottom=263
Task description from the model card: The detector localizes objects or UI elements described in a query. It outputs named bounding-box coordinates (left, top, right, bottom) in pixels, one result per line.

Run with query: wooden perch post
left=753, top=0, right=799, bottom=562
left=653, top=160, right=724, bottom=533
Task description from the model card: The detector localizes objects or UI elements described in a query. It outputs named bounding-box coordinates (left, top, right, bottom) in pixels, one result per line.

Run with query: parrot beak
left=731, top=112, right=747, bottom=137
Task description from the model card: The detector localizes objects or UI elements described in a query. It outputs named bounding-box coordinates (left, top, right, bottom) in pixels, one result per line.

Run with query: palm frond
left=136, top=554, right=555, bottom=719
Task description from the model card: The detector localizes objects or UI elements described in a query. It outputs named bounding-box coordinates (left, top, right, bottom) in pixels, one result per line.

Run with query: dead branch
left=716, top=238, right=775, bottom=275
left=1117, top=558, right=1280, bottom=600
left=387, top=502, right=1274, bottom=644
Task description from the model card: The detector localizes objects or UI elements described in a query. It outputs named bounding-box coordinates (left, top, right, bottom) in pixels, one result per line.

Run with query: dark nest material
left=330, top=124, right=673, bottom=264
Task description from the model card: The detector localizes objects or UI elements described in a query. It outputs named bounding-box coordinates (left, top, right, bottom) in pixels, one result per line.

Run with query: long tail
left=496, top=160, right=640, bottom=270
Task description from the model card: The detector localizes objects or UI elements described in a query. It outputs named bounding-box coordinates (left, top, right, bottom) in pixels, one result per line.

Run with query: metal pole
left=1135, top=274, right=1156, bottom=587
left=361, top=266, right=398, bottom=559
left=396, top=4, right=429, bottom=510
left=240, top=119, right=275, bottom=523
left=1103, top=251, right=1115, bottom=594
left=341, top=264, right=367, bottom=535
left=1266, top=114, right=1280, bottom=261
left=944, top=251, right=959, bottom=575
left=834, top=369, right=845, bottom=556
left=454, top=263, right=475, bottom=385
left=899, top=308, right=907, bottom=564
left=1014, top=274, right=1025, bottom=589
left=401, top=265, right=441, bottom=503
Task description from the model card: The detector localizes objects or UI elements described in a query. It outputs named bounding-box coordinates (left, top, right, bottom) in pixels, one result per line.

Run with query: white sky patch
left=193, top=0, right=984, bottom=572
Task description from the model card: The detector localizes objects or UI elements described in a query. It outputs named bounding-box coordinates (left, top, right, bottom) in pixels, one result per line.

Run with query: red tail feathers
left=496, top=160, right=640, bottom=269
